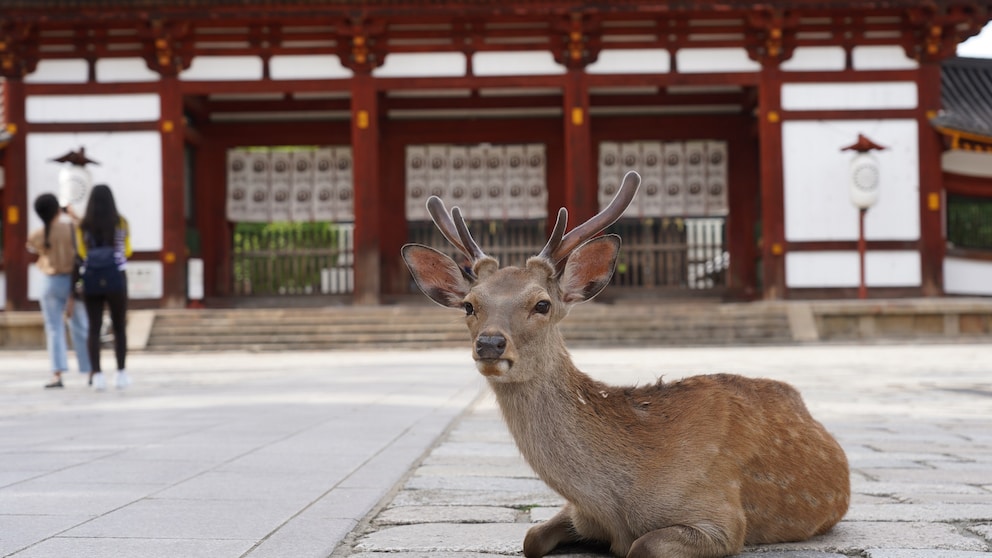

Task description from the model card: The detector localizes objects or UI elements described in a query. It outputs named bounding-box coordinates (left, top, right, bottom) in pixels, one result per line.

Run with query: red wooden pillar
left=562, top=68, right=595, bottom=225
left=757, top=67, right=786, bottom=300
left=2, top=78, right=28, bottom=310
left=159, top=75, right=187, bottom=308
left=350, top=71, right=381, bottom=305
left=917, top=61, right=944, bottom=296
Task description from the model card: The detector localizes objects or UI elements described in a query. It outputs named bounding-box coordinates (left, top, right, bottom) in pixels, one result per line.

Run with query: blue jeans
left=39, top=273, right=91, bottom=374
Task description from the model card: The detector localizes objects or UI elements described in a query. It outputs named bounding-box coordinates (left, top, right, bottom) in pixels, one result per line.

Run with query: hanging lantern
left=841, top=134, right=886, bottom=210
left=50, top=147, right=99, bottom=209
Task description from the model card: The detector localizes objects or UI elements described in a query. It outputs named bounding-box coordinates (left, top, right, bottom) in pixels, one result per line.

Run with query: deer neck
left=488, top=343, right=634, bottom=501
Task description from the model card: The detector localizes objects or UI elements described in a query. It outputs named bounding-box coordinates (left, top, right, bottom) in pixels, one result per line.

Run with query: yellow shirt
left=76, top=216, right=133, bottom=264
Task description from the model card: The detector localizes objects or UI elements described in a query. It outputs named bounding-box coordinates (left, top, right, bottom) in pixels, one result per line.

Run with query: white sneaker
left=116, top=370, right=131, bottom=390
left=92, top=372, right=107, bottom=392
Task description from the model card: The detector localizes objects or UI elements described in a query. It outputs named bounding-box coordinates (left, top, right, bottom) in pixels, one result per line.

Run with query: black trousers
left=84, top=272, right=128, bottom=373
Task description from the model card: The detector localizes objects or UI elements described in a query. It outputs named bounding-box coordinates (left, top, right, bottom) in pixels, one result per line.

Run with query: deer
left=401, top=170, right=850, bottom=558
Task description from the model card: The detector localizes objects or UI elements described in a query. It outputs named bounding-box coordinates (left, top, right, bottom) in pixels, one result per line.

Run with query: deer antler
left=540, top=170, right=640, bottom=264
left=426, top=196, right=487, bottom=264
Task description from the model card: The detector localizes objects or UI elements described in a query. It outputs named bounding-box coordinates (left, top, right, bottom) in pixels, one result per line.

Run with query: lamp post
left=841, top=134, right=885, bottom=300
left=50, top=147, right=99, bottom=211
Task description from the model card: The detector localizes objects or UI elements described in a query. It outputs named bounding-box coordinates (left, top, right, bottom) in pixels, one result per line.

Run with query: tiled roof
left=935, top=56, right=992, bottom=140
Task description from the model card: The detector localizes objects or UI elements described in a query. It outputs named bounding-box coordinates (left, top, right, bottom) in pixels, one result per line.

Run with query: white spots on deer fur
left=577, top=390, right=587, bottom=405
left=599, top=390, right=609, bottom=398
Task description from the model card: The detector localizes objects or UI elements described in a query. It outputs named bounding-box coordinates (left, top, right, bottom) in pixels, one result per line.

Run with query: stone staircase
left=144, top=302, right=794, bottom=352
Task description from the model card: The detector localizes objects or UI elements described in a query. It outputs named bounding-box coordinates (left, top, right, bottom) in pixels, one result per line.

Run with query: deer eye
left=534, top=300, right=551, bottom=314
left=463, top=302, right=475, bottom=316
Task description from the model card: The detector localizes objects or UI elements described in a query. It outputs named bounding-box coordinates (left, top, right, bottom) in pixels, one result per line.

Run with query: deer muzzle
left=475, top=333, right=507, bottom=360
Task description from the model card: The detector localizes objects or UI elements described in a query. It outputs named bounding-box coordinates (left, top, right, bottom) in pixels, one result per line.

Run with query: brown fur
left=402, top=191, right=850, bottom=558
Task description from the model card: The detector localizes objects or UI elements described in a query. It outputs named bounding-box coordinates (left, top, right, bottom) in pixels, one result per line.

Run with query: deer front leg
left=523, top=504, right=582, bottom=558
left=627, top=523, right=744, bottom=558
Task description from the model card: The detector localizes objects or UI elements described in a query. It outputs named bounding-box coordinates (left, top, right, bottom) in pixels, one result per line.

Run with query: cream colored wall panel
left=782, top=82, right=917, bottom=110
left=786, top=251, right=921, bottom=288
left=27, top=94, right=160, bottom=123
left=270, top=55, right=352, bottom=80
left=852, top=45, right=918, bottom=70
left=676, top=48, right=760, bottom=73
left=942, top=150, right=992, bottom=178
left=783, top=119, right=919, bottom=242
left=474, top=52, right=565, bottom=76
left=375, top=52, right=466, bottom=78
left=944, top=257, right=992, bottom=296
left=181, top=56, right=264, bottom=81
left=780, top=46, right=846, bottom=72
left=96, top=58, right=160, bottom=83
left=26, top=59, right=88, bottom=83
left=587, top=49, right=670, bottom=74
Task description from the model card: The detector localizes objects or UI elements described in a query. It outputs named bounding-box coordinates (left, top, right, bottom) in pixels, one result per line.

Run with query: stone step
left=144, top=303, right=793, bottom=351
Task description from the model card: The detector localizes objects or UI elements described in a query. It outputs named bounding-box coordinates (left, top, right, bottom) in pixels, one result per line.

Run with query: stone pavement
left=335, top=344, right=992, bottom=558
left=0, top=349, right=481, bottom=558
left=1, top=345, right=991, bottom=558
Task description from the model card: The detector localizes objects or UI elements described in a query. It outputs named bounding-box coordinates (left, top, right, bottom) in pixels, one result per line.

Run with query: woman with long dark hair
left=26, top=193, right=91, bottom=388
left=76, top=184, right=132, bottom=391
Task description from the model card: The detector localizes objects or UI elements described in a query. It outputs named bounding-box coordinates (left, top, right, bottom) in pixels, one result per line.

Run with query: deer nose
left=475, top=334, right=507, bottom=359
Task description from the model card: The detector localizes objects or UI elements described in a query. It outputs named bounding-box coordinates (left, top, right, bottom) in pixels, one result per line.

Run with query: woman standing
left=76, top=184, right=132, bottom=391
left=26, top=193, right=91, bottom=388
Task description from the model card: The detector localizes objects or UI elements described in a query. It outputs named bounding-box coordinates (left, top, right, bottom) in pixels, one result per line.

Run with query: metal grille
left=232, top=223, right=354, bottom=296
left=407, top=217, right=727, bottom=291
left=609, top=218, right=726, bottom=289
left=408, top=220, right=547, bottom=270
left=948, top=195, right=992, bottom=251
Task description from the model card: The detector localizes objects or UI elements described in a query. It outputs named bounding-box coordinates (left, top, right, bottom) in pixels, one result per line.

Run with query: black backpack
left=83, top=245, right=124, bottom=295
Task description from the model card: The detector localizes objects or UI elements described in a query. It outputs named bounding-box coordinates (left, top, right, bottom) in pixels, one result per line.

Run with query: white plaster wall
left=25, top=59, right=88, bottom=84
left=783, top=119, right=920, bottom=242
left=181, top=56, right=264, bottom=81
left=375, top=52, right=466, bottom=78
left=26, top=94, right=160, bottom=123
left=96, top=58, right=160, bottom=83
left=473, top=52, right=565, bottom=76
left=782, top=82, right=917, bottom=110
left=852, top=45, right=918, bottom=71
left=270, top=55, right=352, bottom=80
left=0, top=272, right=5, bottom=309
left=942, top=150, right=992, bottom=178
left=781, top=47, right=846, bottom=72
left=786, top=251, right=921, bottom=288
left=25, top=131, right=164, bottom=300
left=676, top=48, right=760, bottom=73
left=587, top=49, right=670, bottom=74
left=944, top=257, right=992, bottom=296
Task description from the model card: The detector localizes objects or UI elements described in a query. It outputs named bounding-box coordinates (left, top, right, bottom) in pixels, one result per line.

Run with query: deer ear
left=560, top=234, right=620, bottom=304
left=402, top=244, right=473, bottom=309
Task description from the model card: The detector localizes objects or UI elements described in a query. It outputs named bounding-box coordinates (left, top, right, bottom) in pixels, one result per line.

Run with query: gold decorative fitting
left=162, top=120, right=174, bottom=133
left=571, top=107, right=584, bottom=126
left=7, top=206, right=19, bottom=225
left=928, top=193, right=940, bottom=211
left=164, top=252, right=176, bottom=264
left=357, top=110, right=369, bottom=130
left=767, top=111, right=780, bottom=123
